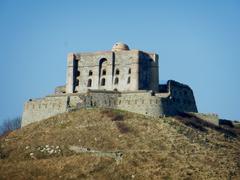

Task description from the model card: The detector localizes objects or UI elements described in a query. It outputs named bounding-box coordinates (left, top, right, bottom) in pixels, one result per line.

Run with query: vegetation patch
left=0, top=117, right=22, bottom=136
left=100, top=109, right=126, bottom=121
left=0, top=109, right=240, bottom=179
left=115, top=122, right=131, bottom=134
left=176, top=113, right=238, bottom=138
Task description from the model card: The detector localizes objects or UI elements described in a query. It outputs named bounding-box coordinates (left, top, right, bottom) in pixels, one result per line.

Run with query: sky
left=0, top=0, right=239, bottom=126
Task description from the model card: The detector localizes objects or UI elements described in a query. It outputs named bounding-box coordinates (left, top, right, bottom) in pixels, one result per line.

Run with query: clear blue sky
left=0, top=0, right=239, bottom=124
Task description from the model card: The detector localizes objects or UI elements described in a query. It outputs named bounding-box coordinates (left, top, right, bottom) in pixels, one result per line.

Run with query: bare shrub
left=116, top=122, right=131, bottom=133
left=0, top=117, right=22, bottom=136
left=112, top=114, right=124, bottom=121
left=101, top=109, right=124, bottom=121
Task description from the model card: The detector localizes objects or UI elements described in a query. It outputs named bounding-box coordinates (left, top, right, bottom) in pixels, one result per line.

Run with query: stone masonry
left=22, top=43, right=198, bottom=127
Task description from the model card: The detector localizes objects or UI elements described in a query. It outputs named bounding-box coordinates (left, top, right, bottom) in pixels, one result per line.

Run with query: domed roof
left=112, top=42, right=130, bottom=51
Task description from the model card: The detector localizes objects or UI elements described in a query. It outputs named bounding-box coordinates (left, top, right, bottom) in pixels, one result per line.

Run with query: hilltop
left=0, top=109, right=240, bottom=179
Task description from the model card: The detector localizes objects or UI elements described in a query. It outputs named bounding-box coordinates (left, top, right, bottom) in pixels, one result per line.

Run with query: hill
left=0, top=108, right=240, bottom=179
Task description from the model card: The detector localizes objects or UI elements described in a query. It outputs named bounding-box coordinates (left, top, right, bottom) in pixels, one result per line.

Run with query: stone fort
left=22, top=42, right=198, bottom=126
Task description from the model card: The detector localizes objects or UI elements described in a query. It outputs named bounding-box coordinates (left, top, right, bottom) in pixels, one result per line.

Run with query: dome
left=112, top=42, right=130, bottom=51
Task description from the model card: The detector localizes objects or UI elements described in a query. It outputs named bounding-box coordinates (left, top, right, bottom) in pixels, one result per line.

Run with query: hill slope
left=0, top=109, right=240, bottom=179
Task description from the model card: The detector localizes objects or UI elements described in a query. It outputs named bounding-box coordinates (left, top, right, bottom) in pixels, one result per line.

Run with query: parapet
left=22, top=79, right=198, bottom=127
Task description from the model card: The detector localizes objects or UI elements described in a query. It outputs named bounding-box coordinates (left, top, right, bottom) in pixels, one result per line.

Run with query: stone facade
left=22, top=43, right=198, bottom=127
left=22, top=96, right=68, bottom=127
left=66, top=43, right=159, bottom=93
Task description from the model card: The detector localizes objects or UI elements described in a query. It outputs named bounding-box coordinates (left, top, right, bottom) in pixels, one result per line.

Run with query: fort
left=22, top=43, right=198, bottom=127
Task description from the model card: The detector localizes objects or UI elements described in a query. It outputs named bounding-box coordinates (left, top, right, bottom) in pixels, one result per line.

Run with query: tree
left=0, top=117, right=22, bottom=136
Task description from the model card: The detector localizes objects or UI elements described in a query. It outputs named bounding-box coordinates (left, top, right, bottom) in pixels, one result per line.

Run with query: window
left=76, top=70, right=80, bottom=77
left=127, top=77, right=131, bottom=84
left=101, top=78, right=106, bottom=86
left=102, top=69, right=106, bottom=75
left=128, top=68, right=131, bottom=74
left=75, top=79, right=79, bottom=86
left=116, top=69, right=120, bottom=75
left=184, top=90, right=188, bottom=95
left=114, top=77, right=119, bottom=85
left=87, top=79, right=92, bottom=87
left=89, top=70, right=93, bottom=76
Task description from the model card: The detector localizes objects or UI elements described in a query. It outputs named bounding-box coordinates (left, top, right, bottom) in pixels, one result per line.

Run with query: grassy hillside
left=0, top=108, right=240, bottom=179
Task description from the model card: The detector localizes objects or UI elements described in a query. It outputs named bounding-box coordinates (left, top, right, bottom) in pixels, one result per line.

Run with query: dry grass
left=0, top=108, right=240, bottom=179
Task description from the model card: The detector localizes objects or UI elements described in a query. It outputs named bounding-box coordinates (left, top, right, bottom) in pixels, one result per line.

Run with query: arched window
left=101, top=78, right=105, bottom=86
left=115, top=69, right=120, bottom=75
left=87, top=79, right=92, bottom=87
left=89, top=70, right=93, bottom=76
left=75, top=79, right=79, bottom=86
left=127, top=77, right=131, bottom=84
left=102, top=69, right=106, bottom=75
left=76, top=70, right=80, bottom=77
left=114, top=77, right=119, bottom=85
left=128, top=68, right=131, bottom=74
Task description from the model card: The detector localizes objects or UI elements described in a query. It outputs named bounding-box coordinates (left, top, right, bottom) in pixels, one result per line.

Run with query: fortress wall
left=167, top=81, right=198, bottom=113
left=187, top=112, right=219, bottom=126
left=22, top=96, right=68, bottom=127
left=70, top=91, right=165, bottom=117
left=69, top=95, right=80, bottom=107
left=74, top=50, right=144, bottom=93
left=139, top=51, right=159, bottom=91
left=76, top=52, right=114, bottom=92
left=77, top=92, right=119, bottom=109
left=22, top=85, right=198, bottom=127
left=117, top=92, right=164, bottom=117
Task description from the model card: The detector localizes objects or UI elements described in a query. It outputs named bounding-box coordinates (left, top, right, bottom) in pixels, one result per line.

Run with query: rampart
left=22, top=80, right=198, bottom=127
left=22, top=96, right=68, bottom=127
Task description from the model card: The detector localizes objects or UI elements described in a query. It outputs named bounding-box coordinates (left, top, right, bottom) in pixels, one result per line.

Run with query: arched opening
left=114, top=77, right=119, bottom=85
left=128, top=68, right=131, bottom=74
left=89, top=70, right=93, bottom=76
left=115, top=69, right=120, bottom=75
left=87, top=79, right=92, bottom=87
left=101, top=78, right=105, bottom=86
left=127, top=77, right=131, bottom=84
left=99, top=58, right=108, bottom=86
left=76, top=70, right=80, bottom=77
left=102, top=69, right=106, bottom=76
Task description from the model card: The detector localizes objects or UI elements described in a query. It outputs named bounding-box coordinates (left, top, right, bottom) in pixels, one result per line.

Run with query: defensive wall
left=21, top=96, right=68, bottom=127
left=22, top=80, right=198, bottom=127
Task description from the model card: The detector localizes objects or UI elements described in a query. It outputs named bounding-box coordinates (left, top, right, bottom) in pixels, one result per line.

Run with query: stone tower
left=66, top=42, right=159, bottom=93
